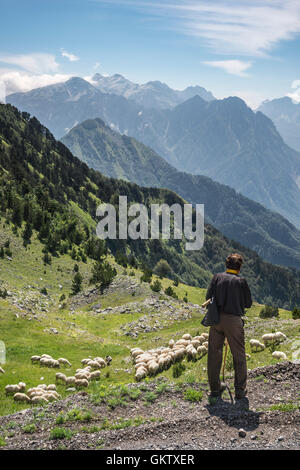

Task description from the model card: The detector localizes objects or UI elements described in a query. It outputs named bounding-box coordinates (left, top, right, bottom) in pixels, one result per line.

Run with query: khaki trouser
left=207, top=312, right=247, bottom=394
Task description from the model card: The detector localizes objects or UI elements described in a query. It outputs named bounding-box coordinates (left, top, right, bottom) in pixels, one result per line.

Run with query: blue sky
left=1, top=0, right=300, bottom=107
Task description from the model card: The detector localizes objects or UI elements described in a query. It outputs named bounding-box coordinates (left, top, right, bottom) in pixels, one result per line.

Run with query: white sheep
left=182, top=334, right=192, bottom=340
left=37, top=384, right=47, bottom=390
left=90, top=371, right=101, bottom=380
left=13, top=393, right=31, bottom=403
left=58, top=358, right=72, bottom=367
left=135, top=368, right=147, bottom=381
left=47, top=384, right=57, bottom=391
left=50, top=359, right=60, bottom=369
left=75, top=378, right=89, bottom=388
left=5, top=384, right=21, bottom=394
left=273, top=332, right=287, bottom=343
left=75, top=372, right=91, bottom=381
left=65, top=376, right=76, bottom=385
left=272, top=351, right=287, bottom=361
left=55, top=373, right=67, bottom=383
left=148, top=361, right=159, bottom=375
left=81, top=358, right=91, bottom=365
left=18, top=382, right=26, bottom=392
left=31, top=396, right=49, bottom=404
left=94, top=357, right=106, bottom=368
left=249, top=339, right=265, bottom=352
left=197, top=345, right=207, bottom=356
left=31, top=355, right=41, bottom=363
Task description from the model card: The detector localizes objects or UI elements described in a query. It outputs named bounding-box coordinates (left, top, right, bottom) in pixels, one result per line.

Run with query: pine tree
left=71, top=271, right=83, bottom=295
left=22, top=221, right=32, bottom=246
left=89, top=259, right=117, bottom=292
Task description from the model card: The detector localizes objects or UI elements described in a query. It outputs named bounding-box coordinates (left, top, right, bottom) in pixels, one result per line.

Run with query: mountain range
left=61, top=117, right=300, bottom=271
left=7, top=78, right=300, bottom=228
left=1, top=102, right=300, bottom=308
left=89, top=73, right=215, bottom=109
left=258, top=97, right=300, bottom=154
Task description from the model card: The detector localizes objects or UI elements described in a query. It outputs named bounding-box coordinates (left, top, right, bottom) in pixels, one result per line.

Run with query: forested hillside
left=1, top=103, right=300, bottom=308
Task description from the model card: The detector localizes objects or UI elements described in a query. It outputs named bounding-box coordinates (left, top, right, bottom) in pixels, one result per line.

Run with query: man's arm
left=206, top=274, right=216, bottom=300
left=243, top=279, right=252, bottom=308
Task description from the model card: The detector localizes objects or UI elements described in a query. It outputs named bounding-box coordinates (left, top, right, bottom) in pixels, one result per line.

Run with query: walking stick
left=222, top=338, right=228, bottom=383
left=222, top=338, right=233, bottom=404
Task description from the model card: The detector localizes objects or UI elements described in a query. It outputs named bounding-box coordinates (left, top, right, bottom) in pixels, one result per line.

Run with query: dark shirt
left=206, top=271, right=252, bottom=316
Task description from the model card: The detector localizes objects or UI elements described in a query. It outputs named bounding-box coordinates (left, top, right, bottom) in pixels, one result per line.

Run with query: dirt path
left=0, top=363, right=299, bottom=450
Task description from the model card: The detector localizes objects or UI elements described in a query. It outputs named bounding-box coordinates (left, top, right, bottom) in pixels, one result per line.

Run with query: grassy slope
left=0, top=223, right=299, bottom=418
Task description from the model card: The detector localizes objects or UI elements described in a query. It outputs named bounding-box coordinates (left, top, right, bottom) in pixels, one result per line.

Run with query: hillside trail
left=0, top=362, right=299, bottom=450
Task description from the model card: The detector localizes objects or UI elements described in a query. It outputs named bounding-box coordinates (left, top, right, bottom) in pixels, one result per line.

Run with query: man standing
left=206, top=253, right=252, bottom=400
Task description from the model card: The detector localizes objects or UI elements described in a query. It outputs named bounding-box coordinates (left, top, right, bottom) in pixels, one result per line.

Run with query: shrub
left=22, top=423, right=37, bottom=434
left=164, top=286, right=178, bottom=299
left=292, top=307, right=300, bottom=320
left=89, top=260, right=117, bottom=292
left=259, top=305, right=279, bottom=318
left=40, top=287, right=48, bottom=296
left=150, top=280, right=162, bottom=292
left=154, top=259, right=171, bottom=278
left=144, top=391, right=157, bottom=403
left=0, top=288, right=8, bottom=299
left=183, top=388, right=203, bottom=402
left=0, top=436, right=6, bottom=447
left=49, top=427, right=73, bottom=440
left=140, top=266, right=152, bottom=283
left=71, top=271, right=83, bottom=295
left=172, top=362, right=186, bottom=378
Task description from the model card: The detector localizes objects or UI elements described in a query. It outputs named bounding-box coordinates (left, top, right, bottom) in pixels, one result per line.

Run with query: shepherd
left=205, top=253, right=252, bottom=400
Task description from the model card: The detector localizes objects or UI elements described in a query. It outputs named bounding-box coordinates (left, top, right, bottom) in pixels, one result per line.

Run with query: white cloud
left=231, top=90, right=267, bottom=109
left=93, top=62, right=101, bottom=70
left=0, top=53, right=59, bottom=73
left=61, top=49, right=80, bottom=62
left=203, top=60, right=251, bottom=77
left=287, top=79, right=300, bottom=102
left=103, top=0, right=300, bottom=56
left=0, top=70, right=71, bottom=97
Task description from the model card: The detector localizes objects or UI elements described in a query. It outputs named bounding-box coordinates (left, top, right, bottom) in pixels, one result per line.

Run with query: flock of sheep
left=1, top=328, right=290, bottom=406
left=55, top=356, right=110, bottom=388
left=3, top=354, right=111, bottom=406
left=5, top=382, right=60, bottom=404
left=30, top=354, right=72, bottom=368
left=131, top=332, right=210, bottom=381
left=249, top=331, right=288, bottom=360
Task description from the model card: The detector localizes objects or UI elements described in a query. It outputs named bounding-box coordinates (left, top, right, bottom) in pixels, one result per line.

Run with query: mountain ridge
left=90, top=73, right=215, bottom=109
left=1, top=102, right=300, bottom=308
left=258, top=96, right=300, bottom=153
left=7, top=80, right=300, bottom=228
left=61, top=117, right=300, bottom=271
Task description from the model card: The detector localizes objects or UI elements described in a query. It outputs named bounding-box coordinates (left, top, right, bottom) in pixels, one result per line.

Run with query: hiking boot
left=235, top=389, right=247, bottom=400
left=209, top=382, right=227, bottom=398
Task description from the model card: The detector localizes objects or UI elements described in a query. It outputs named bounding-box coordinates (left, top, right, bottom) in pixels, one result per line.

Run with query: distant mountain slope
left=6, top=77, right=144, bottom=139
left=258, top=97, right=300, bottom=153
left=7, top=82, right=300, bottom=227
left=90, top=73, right=215, bottom=109
left=61, top=117, right=300, bottom=270
left=2, top=103, right=300, bottom=308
